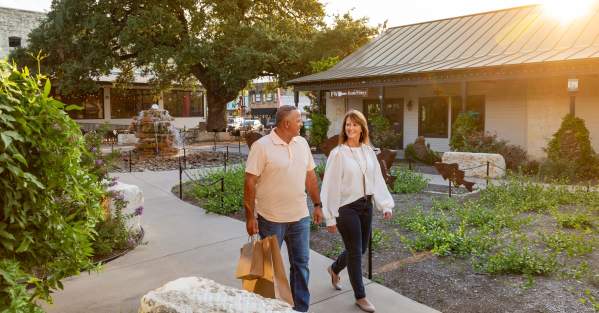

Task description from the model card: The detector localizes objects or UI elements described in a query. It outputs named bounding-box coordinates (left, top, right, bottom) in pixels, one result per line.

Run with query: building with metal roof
left=289, top=4, right=599, bottom=158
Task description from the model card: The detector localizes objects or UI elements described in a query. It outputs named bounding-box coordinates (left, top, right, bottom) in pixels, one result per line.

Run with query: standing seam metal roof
left=289, top=4, right=599, bottom=84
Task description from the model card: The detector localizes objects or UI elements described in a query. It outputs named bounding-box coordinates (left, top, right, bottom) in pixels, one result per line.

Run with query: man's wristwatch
left=313, top=202, right=322, bottom=208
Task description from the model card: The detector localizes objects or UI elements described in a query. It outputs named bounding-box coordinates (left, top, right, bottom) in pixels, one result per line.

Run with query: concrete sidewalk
left=44, top=170, right=440, bottom=313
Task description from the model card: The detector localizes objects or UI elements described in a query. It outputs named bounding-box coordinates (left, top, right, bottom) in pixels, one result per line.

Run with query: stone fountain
left=129, top=105, right=179, bottom=158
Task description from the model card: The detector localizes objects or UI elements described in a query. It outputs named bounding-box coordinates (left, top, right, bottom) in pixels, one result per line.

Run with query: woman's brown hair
left=338, top=110, right=370, bottom=145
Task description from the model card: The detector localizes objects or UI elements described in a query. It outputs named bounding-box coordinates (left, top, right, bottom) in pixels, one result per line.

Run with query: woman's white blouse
left=320, top=144, right=395, bottom=226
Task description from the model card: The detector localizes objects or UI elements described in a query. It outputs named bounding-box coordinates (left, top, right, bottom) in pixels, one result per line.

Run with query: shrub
left=450, top=112, right=479, bottom=151
left=392, top=167, right=429, bottom=193
left=541, top=114, right=599, bottom=182
left=404, top=142, right=441, bottom=165
left=0, top=61, right=104, bottom=310
left=368, top=113, right=402, bottom=149
left=192, top=165, right=245, bottom=215
left=307, top=111, right=330, bottom=148
left=479, top=244, right=557, bottom=275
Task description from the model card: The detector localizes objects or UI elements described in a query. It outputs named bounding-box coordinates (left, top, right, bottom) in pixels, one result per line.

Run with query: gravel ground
left=110, top=151, right=244, bottom=172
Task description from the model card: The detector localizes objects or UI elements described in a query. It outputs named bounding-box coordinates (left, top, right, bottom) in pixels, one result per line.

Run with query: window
left=418, top=97, right=449, bottom=138
left=110, top=89, right=158, bottom=118
left=255, top=92, right=262, bottom=103
left=53, top=89, right=104, bottom=119
left=8, top=36, right=21, bottom=48
left=451, top=95, right=485, bottom=131
left=163, top=90, right=204, bottom=117
left=265, top=92, right=273, bottom=102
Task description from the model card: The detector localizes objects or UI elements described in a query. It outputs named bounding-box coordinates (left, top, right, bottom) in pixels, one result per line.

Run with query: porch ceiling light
left=568, top=78, right=579, bottom=93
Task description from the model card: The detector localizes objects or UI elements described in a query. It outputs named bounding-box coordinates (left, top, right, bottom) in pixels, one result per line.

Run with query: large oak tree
left=13, top=0, right=378, bottom=130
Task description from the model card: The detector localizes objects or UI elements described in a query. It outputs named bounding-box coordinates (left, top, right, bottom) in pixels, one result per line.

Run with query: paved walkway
left=44, top=170, right=440, bottom=313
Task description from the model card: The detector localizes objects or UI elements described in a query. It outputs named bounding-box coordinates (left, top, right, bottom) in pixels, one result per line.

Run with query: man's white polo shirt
left=245, top=129, right=315, bottom=223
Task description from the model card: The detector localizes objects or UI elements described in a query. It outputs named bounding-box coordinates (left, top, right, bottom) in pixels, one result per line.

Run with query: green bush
left=0, top=61, right=104, bottom=311
left=541, top=114, right=599, bottom=182
left=404, top=143, right=441, bottom=165
left=307, top=111, right=330, bottom=148
left=450, top=112, right=479, bottom=152
left=192, top=165, right=245, bottom=215
left=479, top=244, right=557, bottom=275
left=368, top=113, right=402, bottom=149
left=392, top=167, right=429, bottom=193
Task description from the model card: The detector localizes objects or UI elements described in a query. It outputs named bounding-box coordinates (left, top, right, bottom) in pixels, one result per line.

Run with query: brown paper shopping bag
left=241, top=235, right=294, bottom=306
left=235, top=237, right=264, bottom=280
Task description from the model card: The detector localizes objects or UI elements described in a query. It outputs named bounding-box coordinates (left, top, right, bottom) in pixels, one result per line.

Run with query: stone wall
left=0, top=7, right=45, bottom=58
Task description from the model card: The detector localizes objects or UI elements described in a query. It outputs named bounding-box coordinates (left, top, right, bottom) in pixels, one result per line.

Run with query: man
left=244, top=105, right=323, bottom=312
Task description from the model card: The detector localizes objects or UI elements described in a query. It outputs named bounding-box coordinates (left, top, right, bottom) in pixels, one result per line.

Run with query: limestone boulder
left=442, top=152, right=506, bottom=178
left=107, top=181, right=143, bottom=232
left=139, top=277, right=294, bottom=313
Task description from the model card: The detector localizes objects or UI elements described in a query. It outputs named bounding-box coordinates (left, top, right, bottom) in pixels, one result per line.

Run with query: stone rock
left=139, top=277, right=295, bottom=313
left=107, top=181, right=143, bottom=232
left=442, top=152, right=506, bottom=178
left=118, top=133, right=139, bottom=145
left=412, top=136, right=430, bottom=160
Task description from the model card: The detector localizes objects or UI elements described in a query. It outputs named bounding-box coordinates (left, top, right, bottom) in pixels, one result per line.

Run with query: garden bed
left=175, top=170, right=599, bottom=313
left=111, top=151, right=244, bottom=172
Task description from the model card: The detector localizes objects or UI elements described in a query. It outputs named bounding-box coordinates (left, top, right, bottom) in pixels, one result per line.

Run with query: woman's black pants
left=330, top=196, right=372, bottom=300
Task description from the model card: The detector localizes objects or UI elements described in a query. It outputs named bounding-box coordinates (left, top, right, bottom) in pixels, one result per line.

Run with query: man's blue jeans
left=258, top=215, right=311, bottom=312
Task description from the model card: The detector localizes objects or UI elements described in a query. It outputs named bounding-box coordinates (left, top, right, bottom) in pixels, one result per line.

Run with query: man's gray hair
left=275, top=105, right=298, bottom=126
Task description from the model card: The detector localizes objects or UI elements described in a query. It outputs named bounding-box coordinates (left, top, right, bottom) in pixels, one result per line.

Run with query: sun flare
left=541, top=0, right=598, bottom=23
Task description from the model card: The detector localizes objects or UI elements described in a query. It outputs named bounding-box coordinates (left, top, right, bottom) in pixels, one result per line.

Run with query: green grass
left=190, top=165, right=245, bottom=215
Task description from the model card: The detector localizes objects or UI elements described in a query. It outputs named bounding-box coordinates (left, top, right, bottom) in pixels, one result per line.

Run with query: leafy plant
left=308, top=112, right=330, bottom=148
left=192, top=165, right=245, bottom=215
left=404, top=142, right=441, bottom=165
left=368, top=113, right=402, bottom=149
left=542, top=114, right=599, bottom=182
left=478, top=243, right=557, bottom=275
left=371, top=228, right=390, bottom=250
left=92, top=190, right=142, bottom=259
left=0, top=60, right=104, bottom=311
left=450, top=112, right=479, bottom=152
left=392, top=167, right=429, bottom=194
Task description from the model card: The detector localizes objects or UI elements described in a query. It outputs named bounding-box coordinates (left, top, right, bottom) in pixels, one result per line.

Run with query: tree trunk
left=206, top=90, right=229, bottom=132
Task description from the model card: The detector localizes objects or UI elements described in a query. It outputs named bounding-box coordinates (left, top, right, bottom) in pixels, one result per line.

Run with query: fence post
left=408, top=158, right=412, bottom=170
left=368, top=229, right=373, bottom=279
left=179, top=156, right=183, bottom=199
left=238, top=134, right=241, bottom=154
left=213, top=131, right=217, bottom=152
left=448, top=179, right=452, bottom=197
left=220, top=177, right=224, bottom=212
left=128, top=150, right=132, bottom=172
left=486, top=161, right=490, bottom=187
left=224, top=145, right=228, bottom=172
left=183, top=147, right=187, bottom=169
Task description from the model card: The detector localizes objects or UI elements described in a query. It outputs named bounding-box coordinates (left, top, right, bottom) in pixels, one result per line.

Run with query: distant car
left=227, top=117, right=243, bottom=132
left=242, top=119, right=263, bottom=132
left=266, top=120, right=276, bottom=129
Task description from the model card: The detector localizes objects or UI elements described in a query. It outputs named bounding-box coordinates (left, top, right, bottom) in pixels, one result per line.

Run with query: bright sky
left=1, top=0, right=596, bottom=27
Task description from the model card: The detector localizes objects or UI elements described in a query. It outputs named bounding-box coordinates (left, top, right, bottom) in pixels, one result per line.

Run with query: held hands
left=312, top=205, right=324, bottom=225
left=246, top=216, right=259, bottom=236
left=326, top=225, right=337, bottom=233
left=383, top=211, right=393, bottom=220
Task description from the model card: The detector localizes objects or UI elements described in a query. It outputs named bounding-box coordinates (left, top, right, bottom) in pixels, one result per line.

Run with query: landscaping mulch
left=110, top=151, right=244, bottom=172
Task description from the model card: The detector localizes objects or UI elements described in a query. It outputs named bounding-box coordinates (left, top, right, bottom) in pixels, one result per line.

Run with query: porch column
left=294, top=90, right=299, bottom=108
left=461, top=81, right=468, bottom=112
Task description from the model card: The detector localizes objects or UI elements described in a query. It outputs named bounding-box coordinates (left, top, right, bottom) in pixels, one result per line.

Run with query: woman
left=320, top=110, right=394, bottom=313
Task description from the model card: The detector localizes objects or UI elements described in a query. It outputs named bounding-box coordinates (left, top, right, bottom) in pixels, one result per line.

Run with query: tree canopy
left=13, top=0, right=378, bottom=129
